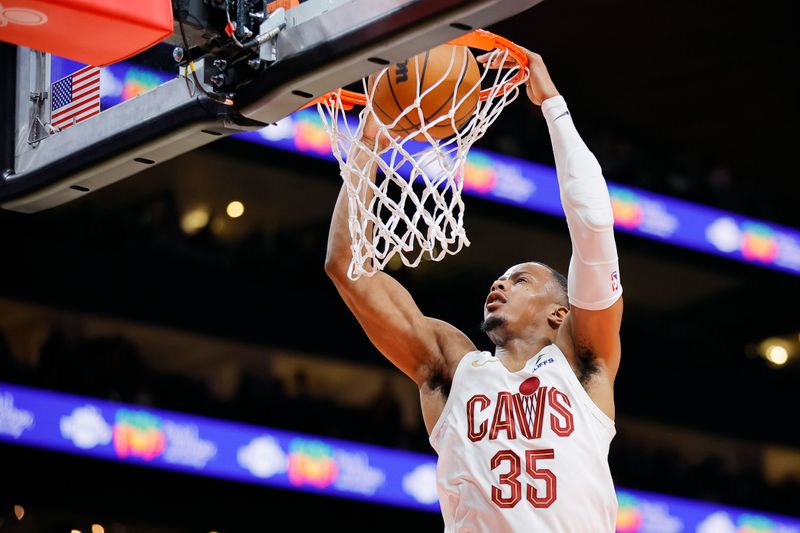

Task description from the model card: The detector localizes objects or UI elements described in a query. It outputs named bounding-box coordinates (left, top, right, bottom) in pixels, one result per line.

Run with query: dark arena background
left=1, top=0, right=799, bottom=532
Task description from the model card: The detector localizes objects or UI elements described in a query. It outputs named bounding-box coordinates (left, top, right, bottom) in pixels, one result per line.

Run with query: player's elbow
left=562, top=149, right=614, bottom=232
left=324, top=255, right=348, bottom=282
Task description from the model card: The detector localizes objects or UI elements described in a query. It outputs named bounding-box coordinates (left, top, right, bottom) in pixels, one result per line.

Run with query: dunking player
left=325, top=49, right=623, bottom=532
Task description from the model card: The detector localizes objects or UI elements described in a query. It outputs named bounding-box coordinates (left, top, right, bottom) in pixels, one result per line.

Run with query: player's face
left=483, top=263, right=555, bottom=331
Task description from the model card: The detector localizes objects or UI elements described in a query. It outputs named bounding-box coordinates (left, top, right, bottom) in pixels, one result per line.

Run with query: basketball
left=371, top=44, right=481, bottom=140
left=519, top=376, right=540, bottom=395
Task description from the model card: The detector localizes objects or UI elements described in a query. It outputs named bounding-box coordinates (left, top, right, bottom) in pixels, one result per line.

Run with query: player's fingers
left=366, top=73, right=379, bottom=93
left=476, top=53, right=500, bottom=67
left=476, top=53, right=517, bottom=69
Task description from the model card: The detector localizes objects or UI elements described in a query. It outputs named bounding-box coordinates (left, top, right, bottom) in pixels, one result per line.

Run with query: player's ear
left=546, top=305, right=569, bottom=330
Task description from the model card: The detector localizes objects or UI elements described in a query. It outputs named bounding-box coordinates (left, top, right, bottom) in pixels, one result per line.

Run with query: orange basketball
left=371, top=44, right=481, bottom=141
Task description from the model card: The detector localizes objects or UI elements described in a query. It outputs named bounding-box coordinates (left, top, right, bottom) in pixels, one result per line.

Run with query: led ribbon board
left=236, top=110, right=800, bottom=276
left=0, top=382, right=439, bottom=510
left=1, top=382, right=799, bottom=532
left=49, top=57, right=800, bottom=276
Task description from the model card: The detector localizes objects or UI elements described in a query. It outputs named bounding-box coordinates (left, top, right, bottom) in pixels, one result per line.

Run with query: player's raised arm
left=485, top=50, right=624, bottom=376
left=324, top=115, right=475, bottom=387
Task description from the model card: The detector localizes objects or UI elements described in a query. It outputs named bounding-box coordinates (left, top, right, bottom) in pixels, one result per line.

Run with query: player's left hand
left=477, top=47, right=560, bottom=107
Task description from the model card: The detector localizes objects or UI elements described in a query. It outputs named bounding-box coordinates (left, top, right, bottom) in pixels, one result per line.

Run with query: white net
left=318, top=40, right=528, bottom=279
left=521, top=391, right=538, bottom=432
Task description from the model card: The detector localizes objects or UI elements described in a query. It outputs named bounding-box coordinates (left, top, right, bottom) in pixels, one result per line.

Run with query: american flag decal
left=50, top=65, right=100, bottom=131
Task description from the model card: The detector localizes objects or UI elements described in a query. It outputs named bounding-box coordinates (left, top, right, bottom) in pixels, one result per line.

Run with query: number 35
left=491, top=448, right=556, bottom=508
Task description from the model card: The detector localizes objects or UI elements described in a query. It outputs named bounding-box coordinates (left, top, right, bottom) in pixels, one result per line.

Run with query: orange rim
left=304, top=29, right=528, bottom=110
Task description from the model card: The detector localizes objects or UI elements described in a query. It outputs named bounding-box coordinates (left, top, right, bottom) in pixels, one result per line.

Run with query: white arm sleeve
left=542, top=95, right=622, bottom=310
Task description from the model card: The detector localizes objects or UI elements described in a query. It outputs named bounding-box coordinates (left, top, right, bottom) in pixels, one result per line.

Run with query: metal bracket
left=258, top=8, right=287, bottom=63
left=27, top=90, right=51, bottom=146
left=26, top=55, right=50, bottom=147
left=27, top=114, right=54, bottom=146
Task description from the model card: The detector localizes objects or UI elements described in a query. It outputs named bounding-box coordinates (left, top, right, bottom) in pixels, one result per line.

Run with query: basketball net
left=521, top=390, right=538, bottom=431
left=317, top=31, right=529, bottom=279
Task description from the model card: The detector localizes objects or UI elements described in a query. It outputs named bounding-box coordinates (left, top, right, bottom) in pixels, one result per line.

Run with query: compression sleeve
left=542, top=95, right=622, bottom=310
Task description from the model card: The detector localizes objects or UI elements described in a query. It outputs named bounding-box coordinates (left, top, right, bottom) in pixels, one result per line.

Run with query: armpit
left=423, top=361, right=452, bottom=400
left=573, top=344, right=602, bottom=387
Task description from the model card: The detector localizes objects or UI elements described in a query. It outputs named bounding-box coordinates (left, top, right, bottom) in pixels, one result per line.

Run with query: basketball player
left=325, top=48, right=623, bottom=532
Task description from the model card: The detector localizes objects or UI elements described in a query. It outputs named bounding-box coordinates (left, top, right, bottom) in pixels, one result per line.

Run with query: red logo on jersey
left=519, top=377, right=540, bottom=395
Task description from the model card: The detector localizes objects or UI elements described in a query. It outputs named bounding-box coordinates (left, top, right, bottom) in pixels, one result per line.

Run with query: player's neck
left=493, top=335, right=553, bottom=372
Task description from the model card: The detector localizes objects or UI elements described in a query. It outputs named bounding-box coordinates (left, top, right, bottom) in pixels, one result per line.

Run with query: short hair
left=541, top=263, right=569, bottom=309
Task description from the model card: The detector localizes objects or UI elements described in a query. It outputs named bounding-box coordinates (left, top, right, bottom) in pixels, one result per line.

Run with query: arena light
left=759, top=338, right=791, bottom=366
left=91, top=524, right=105, bottom=533
left=180, top=207, right=210, bottom=235
left=13, top=505, right=24, bottom=520
left=765, top=344, right=789, bottom=366
left=226, top=201, right=245, bottom=219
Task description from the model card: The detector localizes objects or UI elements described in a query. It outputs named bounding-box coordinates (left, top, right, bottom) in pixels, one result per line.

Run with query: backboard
left=0, top=0, right=543, bottom=213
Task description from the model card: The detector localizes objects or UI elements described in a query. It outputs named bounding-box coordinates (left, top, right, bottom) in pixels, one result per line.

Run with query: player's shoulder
left=418, top=317, right=478, bottom=385
left=428, top=317, right=477, bottom=363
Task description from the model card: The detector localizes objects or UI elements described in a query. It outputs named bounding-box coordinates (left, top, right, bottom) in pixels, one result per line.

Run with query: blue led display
left=1, top=382, right=798, bottom=531
left=234, top=109, right=800, bottom=277
left=46, top=58, right=800, bottom=276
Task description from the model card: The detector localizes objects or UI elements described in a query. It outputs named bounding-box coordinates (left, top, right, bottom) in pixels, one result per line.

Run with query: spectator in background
left=367, top=377, right=403, bottom=446
left=234, top=357, right=287, bottom=425
left=0, top=329, right=26, bottom=383
left=37, top=322, right=85, bottom=393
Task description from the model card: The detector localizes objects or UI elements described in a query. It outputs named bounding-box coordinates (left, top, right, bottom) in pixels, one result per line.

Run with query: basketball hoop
left=518, top=376, right=541, bottom=436
left=316, top=30, right=529, bottom=279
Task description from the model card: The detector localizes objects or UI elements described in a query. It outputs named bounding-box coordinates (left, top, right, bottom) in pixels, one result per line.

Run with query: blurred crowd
left=1, top=326, right=797, bottom=516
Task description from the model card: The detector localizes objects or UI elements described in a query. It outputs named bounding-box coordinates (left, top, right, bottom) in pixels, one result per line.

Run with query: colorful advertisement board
left=48, top=57, right=800, bottom=276
left=1, top=382, right=437, bottom=511
left=1, top=382, right=798, bottom=531
left=235, top=110, right=800, bottom=277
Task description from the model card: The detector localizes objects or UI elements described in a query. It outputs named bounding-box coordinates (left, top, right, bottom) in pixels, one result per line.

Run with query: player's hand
left=361, top=74, right=392, bottom=151
left=477, top=47, right=560, bottom=107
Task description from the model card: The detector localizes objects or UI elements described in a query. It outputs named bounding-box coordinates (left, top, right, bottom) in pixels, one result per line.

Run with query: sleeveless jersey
left=429, top=344, right=617, bottom=532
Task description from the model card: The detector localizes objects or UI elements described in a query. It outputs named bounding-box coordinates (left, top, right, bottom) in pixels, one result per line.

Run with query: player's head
left=481, top=262, right=569, bottom=347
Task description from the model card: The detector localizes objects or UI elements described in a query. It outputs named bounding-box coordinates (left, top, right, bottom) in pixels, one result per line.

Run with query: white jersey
left=430, top=344, right=617, bottom=532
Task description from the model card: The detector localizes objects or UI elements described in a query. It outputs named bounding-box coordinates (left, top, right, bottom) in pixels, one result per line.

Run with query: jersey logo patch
left=530, top=355, right=555, bottom=374
left=471, top=357, right=499, bottom=368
